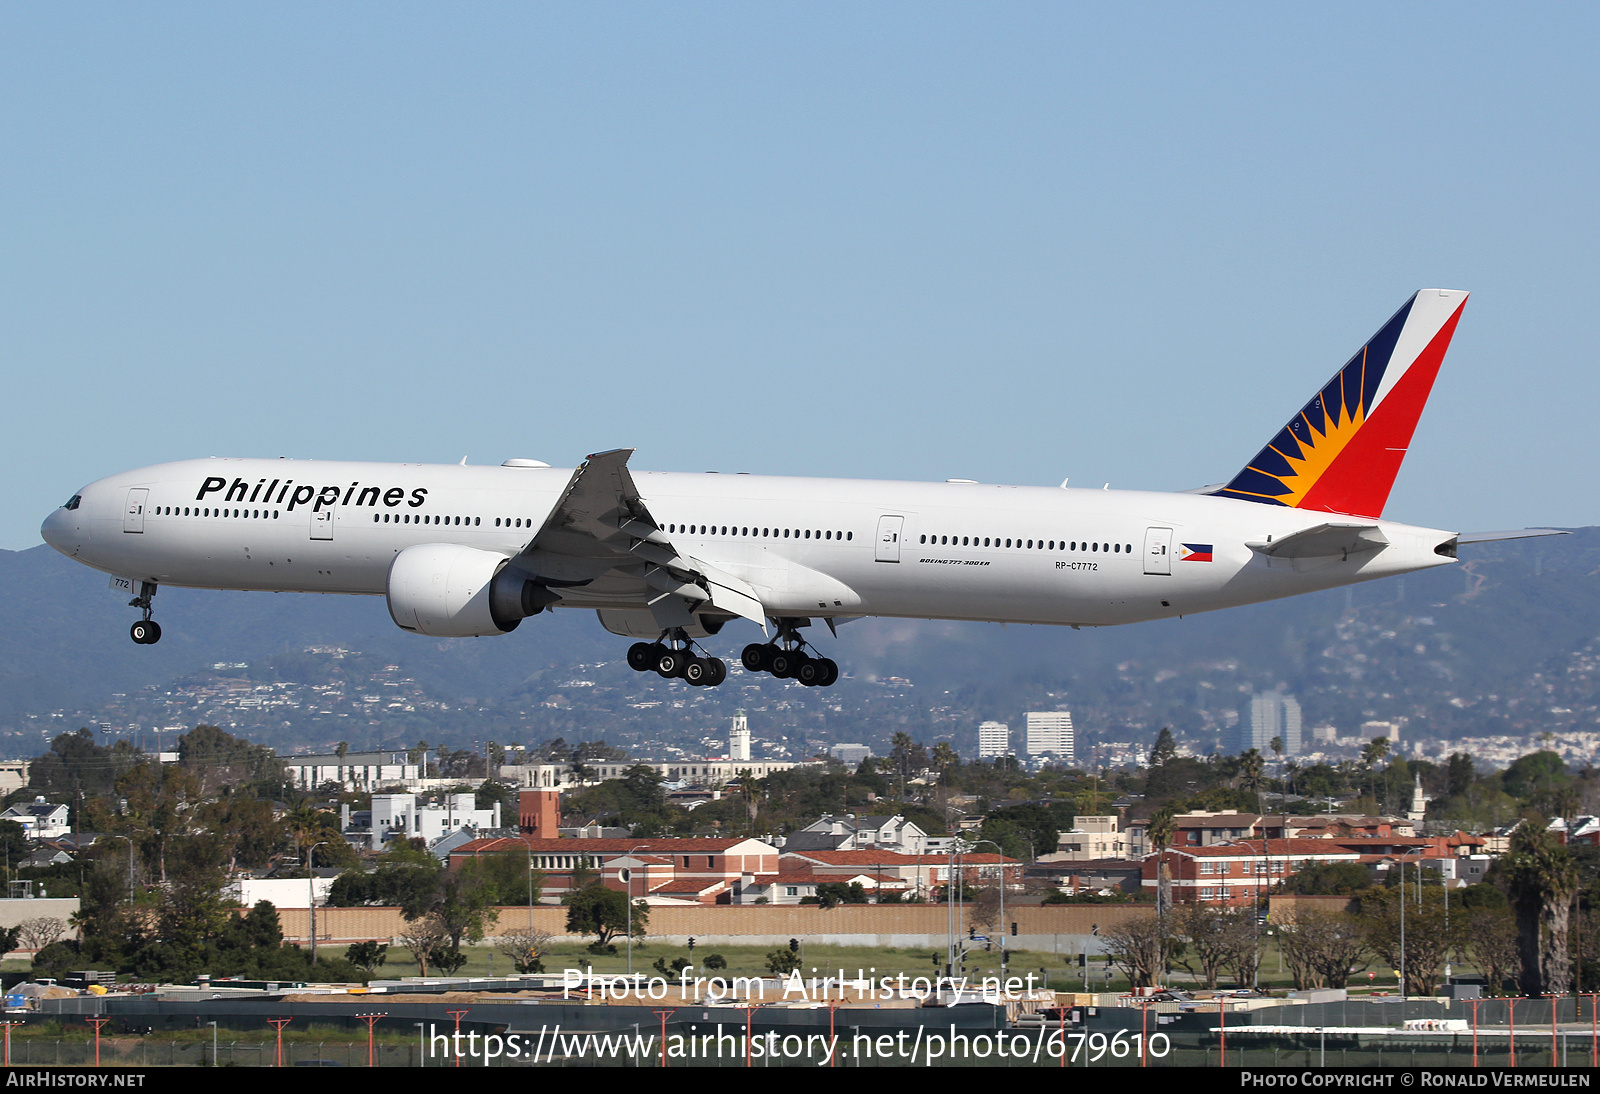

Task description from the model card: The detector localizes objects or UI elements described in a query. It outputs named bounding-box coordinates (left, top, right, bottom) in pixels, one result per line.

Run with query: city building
left=339, top=792, right=502, bottom=852
left=1045, top=815, right=1126, bottom=862
left=1228, top=690, right=1302, bottom=755
left=829, top=744, right=872, bottom=766
left=0, top=763, right=30, bottom=796
left=286, top=750, right=422, bottom=791
left=977, top=721, right=1011, bottom=759
left=446, top=835, right=780, bottom=904
left=1024, top=712, right=1075, bottom=762
left=729, top=710, right=751, bottom=762
left=499, top=758, right=802, bottom=789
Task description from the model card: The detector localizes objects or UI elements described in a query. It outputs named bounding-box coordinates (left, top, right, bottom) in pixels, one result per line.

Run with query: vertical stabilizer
left=1211, top=289, right=1468, bottom=519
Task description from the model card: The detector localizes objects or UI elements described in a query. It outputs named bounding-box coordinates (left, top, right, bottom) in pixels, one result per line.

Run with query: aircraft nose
left=40, top=507, right=76, bottom=555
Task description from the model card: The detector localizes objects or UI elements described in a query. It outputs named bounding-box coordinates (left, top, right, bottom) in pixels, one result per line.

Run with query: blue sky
left=4, top=4, right=1596, bottom=550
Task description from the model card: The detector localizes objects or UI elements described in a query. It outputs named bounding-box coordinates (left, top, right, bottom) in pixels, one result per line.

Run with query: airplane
left=40, top=288, right=1559, bottom=688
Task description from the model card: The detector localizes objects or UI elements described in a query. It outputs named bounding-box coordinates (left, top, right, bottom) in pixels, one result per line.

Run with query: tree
left=766, top=948, right=802, bottom=974
left=564, top=883, right=648, bottom=948
left=176, top=724, right=284, bottom=793
left=1278, top=862, right=1371, bottom=895
left=345, top=941, right=389, bottom=975
left=1466, top=909, right=1521, bottom=995
left=1360, top=738, right=1391, bottom=805
left=396, top=917, right=450, bottom=976
left=808, top=882, right=868, bottom=909
left=1173, top=904, right=1242, bottom=990
left=1237, top=749, right=1265, bottom=812
left=1276, top=910, right=1369, bottom=989
left=15, top=917, right=66, bottom=954
left=1101, top=914, right=1167, bottom=988
left=1147, top=807, right=1176, bottom=917
left=496, top=928, right=552, bottom=974
left=415, top=869, right=499, bottom=957
left=1501, top=821, right=1580, bottom=996
left=1358, top=884, right=1463, bottom=996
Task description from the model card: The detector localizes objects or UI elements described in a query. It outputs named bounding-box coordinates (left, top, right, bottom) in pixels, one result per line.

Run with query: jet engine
left=386, top=544, right=554, bottom=636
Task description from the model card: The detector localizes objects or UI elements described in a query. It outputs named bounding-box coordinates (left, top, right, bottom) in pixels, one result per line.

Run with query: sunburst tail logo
left=1211, top=290, right=1468, bottom=520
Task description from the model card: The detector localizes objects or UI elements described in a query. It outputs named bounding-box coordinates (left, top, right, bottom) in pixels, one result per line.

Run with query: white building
left=500, top=759, right=803, bottom=789
left=1025, top=712, right=1075, bottom=762
left=340, top=793, right=504, bottom=852
left=1045, top=816, right=1126, bottom=862
left=370, top=792, right=499, bottom=848
left=978, top=721, right=1011, bottom=759
left=285, top=750, right=422, bottom=791
left=1257, top=691, right=1304, bottom=755
left=729, top=711, right=751, bottom=762
left=0, top=763, right=29, bottom=796
left=230, top=876, right=337, bottom=910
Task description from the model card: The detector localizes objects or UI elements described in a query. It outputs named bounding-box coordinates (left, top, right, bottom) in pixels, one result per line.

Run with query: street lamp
left=1398, top=845, right=1422, bottom=1001
left=969, top=839, right=1009, bottom=976
left=623, top=845, right=649, bottom=977
left=308, top=840, right=329, bottom=964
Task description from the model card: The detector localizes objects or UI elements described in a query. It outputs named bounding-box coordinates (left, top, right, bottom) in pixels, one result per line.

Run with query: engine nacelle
left=387, top=544, right=553, bottom=637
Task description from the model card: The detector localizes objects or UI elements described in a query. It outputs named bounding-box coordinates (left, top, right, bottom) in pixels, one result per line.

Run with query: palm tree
left=1360, top=737, right=1390, bottom=807
left=1147, top=806, right=1176, bottom=917
left=1503, top=822, right=1581, bottom=997
left=1238, top=749, right=1265, bottom=813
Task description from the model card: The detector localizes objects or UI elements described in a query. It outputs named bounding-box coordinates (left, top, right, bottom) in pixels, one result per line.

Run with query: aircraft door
left=310, top=510, right=334, bottom=541
left=875, top=515, right=904, bottom=563
left=1143, top=527, right=1172, bottom=575
left=123, top=489, right=148, bottom=534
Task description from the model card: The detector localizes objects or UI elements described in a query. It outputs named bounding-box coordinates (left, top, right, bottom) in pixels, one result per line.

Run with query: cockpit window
left=63, top=495, right=81, bottom=511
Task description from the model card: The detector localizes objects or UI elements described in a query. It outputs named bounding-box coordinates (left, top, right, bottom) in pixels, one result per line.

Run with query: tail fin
left=1211, top=289, right=1468, bottom=519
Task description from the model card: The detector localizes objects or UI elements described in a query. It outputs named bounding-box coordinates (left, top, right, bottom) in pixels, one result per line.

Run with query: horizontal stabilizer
left=1456, top=528, right=1569, bottom=545
left=1247, top=522, right=1389, bottom=560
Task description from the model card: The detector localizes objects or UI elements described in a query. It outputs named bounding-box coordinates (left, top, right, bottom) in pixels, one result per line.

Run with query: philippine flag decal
left=1179, top=543, right=1214, bottom=563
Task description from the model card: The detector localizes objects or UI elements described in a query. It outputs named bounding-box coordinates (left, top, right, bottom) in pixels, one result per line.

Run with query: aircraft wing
left=1246, top=522, right=1390, bottom=560
left=513, top=449, right=767, bottom=629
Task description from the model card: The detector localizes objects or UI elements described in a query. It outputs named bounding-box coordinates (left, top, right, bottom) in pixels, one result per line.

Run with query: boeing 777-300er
left=40, top=289, right=1559, bottom=688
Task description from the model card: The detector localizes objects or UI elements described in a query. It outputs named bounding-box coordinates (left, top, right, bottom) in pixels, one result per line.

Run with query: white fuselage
left=42, top=456, right=1459, bottom=630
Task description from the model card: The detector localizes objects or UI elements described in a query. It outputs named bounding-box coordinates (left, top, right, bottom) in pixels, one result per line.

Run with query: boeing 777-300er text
left=41, top=289, right=1560, bottom=688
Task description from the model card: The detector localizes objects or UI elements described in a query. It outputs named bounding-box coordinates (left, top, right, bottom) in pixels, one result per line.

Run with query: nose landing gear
left=128, top=582, right=162, bottom=644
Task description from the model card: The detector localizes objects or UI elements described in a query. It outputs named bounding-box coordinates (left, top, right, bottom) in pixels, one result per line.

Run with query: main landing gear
left=626, top=630, right=728, bottom=687
left=739, top=625, right=839, bottom=688
left=128, top=582, right=162, bottom=645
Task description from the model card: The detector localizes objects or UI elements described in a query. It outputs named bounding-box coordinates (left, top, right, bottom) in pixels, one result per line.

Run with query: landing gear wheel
left=655, top=648, right=690, bottom=678
left=130, top=620, right=161, bottom=645
left=796, top=657, right=822, bottom=687
left=683, top=657, right=711, bottom=686
left=704, top=657, right=727, bottom=686
left=768, top=649, right=799, bottom=679
left=741, top=643, right=772, bottom=673
left=816, top=658, right=839, bottom=687
left=627, top=642, right=659, bottom=672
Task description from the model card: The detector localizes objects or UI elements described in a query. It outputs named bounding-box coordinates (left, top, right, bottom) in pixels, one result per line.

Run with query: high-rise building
left=978, top=721, right=1011, bottom=758
left=1025, top=711, right=1075, bottom=762
left=1230, top=690, right=1303, bottom=756
left=729, top=710, right=751, bottom=762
